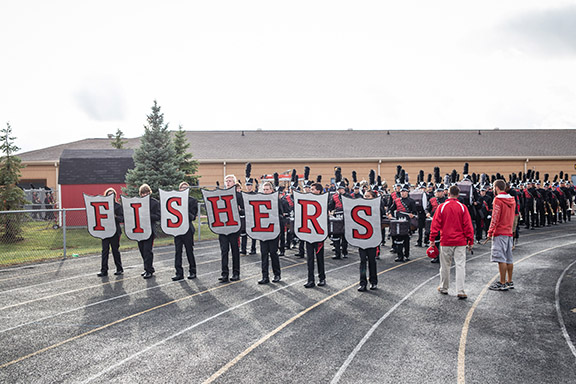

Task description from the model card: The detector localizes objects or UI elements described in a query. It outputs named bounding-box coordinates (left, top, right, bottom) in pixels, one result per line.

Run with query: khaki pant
left=439, top=245, right=467, bottom=295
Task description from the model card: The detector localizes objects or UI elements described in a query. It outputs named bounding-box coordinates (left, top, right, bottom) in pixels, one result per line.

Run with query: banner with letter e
left=242, top=192, right=280, bottom=241
left=293, top=191, right=329, bottom=243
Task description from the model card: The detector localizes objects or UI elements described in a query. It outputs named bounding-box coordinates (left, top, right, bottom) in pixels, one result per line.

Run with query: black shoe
left=370, top=284, right=378, bottom=290
left=294, top=253, right=304, bottom=257
left=97, top=272, right=108, bottom=277
left=141, top=272, right=146, bottom=276
left=358, top=284, right=367, bottom=292
left=332, top=256, right=342, bottom=259
left=390, top=248, right=396, bottom=253
left=187, top=273, right=196, bottom=279
left=317, top=279, right=326, bottom=286
left=258, top=278, right=270, bottom=284
left=431, top=258, right=439, bottom=263
left=279, top=253, right=285, bottom=256
left=114, top=271, right=123, bottom=276
left=230, top=275, right=240, bottom=281
left=395, top=257, right=404, bottom=262
left=219, top=276, right=229, bottom=282
left=143, top=272, right=153, bottom=279
left=404, top=257, right=410, bottom=261
left=172, top=275, right=184, bottom=281
left=272, top=276, right=281, bottom=283
left=342, top=254, right=348, bottom=258
left=249, top=251, right=257, bottom=255
left=304, top=281, right=315, bottom=288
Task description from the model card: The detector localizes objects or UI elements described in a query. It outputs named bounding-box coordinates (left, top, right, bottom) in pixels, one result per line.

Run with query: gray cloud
left=499, top=5, right=576, bottom=56
left=74, top=77, right=126, bottom=121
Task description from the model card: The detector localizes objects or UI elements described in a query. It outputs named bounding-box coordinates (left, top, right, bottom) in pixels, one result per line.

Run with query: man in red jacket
left=487, top=179, right=517, bottom=291
left=429, top=185, right=474, bottom=299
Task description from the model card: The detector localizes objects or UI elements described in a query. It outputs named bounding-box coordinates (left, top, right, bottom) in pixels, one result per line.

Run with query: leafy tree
left=0, top=122, right=27, bottom=242
left=123, top=101, right=184, bottom=198
left=111, top=128, right=127, bottom=149
left=173, top=125, right=201, bottom=198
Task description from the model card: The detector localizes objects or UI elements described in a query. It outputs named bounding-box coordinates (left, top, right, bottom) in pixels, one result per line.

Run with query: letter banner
left=201, top=187, right=241, bottom=235
left=342, top=196, right=382, bottom=248
left=83, top=194, right=116, bottom=239
left=121, top=195, right=152, bottom=241
left=242, top=192, right=280, bottom=241
left=293, top=191, right=329, bottom=243
left=159, top=189, right=189, bottom=236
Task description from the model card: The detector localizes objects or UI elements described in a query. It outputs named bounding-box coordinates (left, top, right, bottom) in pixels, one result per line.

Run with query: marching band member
left=97, top=187, right=124, bottom=277
left=388, top=183, right=417, bottom=262
left=241, top=163, right=257, bottom=256
left=137, top=184, right=160, bottom=279
left=258, top=181, right=283, bottom=284
left=218, top=174, right=244, bottom=283
left=304, top=183, right=327, bottom=288
left=172, top=181, right=199, bottom=281
left=358, top=189, right=381, bottom=292
left=329, top=167, right=348, bottom=259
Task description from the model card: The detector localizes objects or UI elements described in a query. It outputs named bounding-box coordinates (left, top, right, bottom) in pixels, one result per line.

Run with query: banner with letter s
left=202, top=187, right=241, bottom=235
left=121, top=195, right=152, bottom=241
left=242, top=192, right=280, bottom=241
left=159, top=189, right=189, bottom=236
left=342, top=196, right=382, bottom=248
left=83, top=194, right=116, bottom=239
left=293, top=191, right=329, bottom=243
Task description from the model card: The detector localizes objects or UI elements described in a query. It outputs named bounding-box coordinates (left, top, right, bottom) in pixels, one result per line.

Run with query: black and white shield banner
left=342, top=196, right=382, bottom=248
left=83, top=194, right=116, bottom=239
left=293, top=191, right=329, bottom=243
left=159, top=189, right=189, bottom=236
left=121, top=195, right=152, bottom=241
left=202, top=187, right=241, bottom=235
left=242, top=192, right=280, bottom=241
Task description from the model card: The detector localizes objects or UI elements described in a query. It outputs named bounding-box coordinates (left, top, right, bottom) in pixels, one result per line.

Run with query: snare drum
left=329, top=216, right=344, bottom=235
left=390, top=220, right=410, bottom=236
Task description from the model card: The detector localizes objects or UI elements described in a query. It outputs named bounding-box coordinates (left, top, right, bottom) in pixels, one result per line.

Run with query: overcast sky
left=2, top=0, right=576, bottom=153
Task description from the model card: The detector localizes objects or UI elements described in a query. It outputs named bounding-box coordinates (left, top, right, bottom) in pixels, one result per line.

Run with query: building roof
left=18, top=129, right=576, bottom=163
left=58, top=149, right=134, bottom=185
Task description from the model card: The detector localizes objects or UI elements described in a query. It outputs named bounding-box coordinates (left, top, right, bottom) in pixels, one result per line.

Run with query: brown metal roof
left=17, top=129, right=576, bottom=162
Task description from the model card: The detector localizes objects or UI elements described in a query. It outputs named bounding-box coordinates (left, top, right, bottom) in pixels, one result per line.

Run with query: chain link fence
left=0, top=203, right=215, bottom=267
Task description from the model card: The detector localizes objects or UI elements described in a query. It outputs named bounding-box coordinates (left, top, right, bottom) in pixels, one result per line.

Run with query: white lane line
left=80, top=262, right=358, bottom=384
left=331, top=233, right=576, bottom=384
left=457, top=240, right=576, bottom=384
left=0, top=249, right=219, bottom=295
left=0, top=256, right=303, bottom=333
left=555, top=259, right=576, bottom=361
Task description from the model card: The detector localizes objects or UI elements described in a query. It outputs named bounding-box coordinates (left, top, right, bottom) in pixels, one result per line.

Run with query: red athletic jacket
left=429, top=198, right=474, bottom=246
left=487, top=193, right=516, bottom=238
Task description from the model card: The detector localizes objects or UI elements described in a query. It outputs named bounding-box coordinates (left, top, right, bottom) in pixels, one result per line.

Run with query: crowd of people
left=95, top=163, right=574, bottom=298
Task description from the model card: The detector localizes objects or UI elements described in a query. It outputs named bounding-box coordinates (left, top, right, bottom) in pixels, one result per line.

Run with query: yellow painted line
left=457, top=241, right=576, bottom=384
left=0, top=261, right=306, bottom=369
left=0, top=258, right=220, bottom=311
left=203, top=257, right=425, bottom=384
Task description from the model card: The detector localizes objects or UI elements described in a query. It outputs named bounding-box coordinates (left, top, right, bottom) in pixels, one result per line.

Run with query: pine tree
left=111, top=128, right=127, bottom=149
left=173, top=125, right=200, bottom=186
left=123, top=101, right=184, bottom=198
left=0, top=122, right=27, bottom=242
